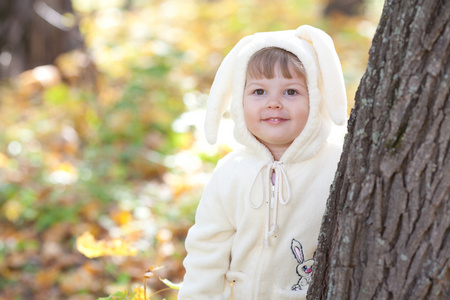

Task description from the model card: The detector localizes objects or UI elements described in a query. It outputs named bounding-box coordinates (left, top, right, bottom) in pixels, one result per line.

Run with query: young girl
left=178, top=25, right=347, bottom=300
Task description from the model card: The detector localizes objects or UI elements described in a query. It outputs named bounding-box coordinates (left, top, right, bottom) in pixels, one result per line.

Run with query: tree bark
left=309, top=0, right=450, bottom=299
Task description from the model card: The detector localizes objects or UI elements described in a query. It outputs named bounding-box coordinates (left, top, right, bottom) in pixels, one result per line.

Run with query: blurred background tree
left=0, top=0, right=84, bottom=78
left=324, top=0, right=364, bottom=16
left=0, top=0, right=383, bottom=299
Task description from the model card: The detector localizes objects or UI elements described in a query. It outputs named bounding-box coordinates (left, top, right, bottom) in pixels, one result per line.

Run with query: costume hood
left=205, top=25, right=347, bottom=163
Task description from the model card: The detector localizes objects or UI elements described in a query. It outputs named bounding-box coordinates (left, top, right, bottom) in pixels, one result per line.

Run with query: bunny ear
left=296, top=25, right=347, bottom=126
left=204, top=35, right=255, bottom=144
left=291, top=239, right=305, bottom=264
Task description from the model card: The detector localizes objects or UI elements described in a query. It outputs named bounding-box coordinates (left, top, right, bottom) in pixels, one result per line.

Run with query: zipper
left=251, top=171, right=274, bottom=299
left=251, top=247, right=266, bottom=299
left=252, top=171, right=278, bottom=298
left=270, top=184, right=275, bottom=207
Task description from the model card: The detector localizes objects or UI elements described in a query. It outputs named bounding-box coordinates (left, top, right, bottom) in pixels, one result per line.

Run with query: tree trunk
left=0, top=0, right=83, bottom=78
left=309, top=0, right=450, bottom=299
left=324, top=0, right=364, bottom=16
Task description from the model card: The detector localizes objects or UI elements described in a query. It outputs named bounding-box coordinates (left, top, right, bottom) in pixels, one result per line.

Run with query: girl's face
left=243, top=64, right=309, bottom=157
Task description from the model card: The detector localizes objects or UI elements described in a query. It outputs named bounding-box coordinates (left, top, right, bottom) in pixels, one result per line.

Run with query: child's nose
left=266, top=96, right=283, bottom=109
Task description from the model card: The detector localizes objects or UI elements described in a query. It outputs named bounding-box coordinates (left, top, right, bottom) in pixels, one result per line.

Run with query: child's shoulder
left=322, top=140, right=344, bottom=153
left=314, top=140, right=344, bottom=165
left=216, top=148, right=255, bottom=168
left=213, top=148, right=263, bottom=175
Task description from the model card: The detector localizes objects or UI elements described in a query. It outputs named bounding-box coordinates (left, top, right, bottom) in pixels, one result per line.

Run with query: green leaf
left=97, top=289, right=136, bottom=300
left=43, top=83, right=70, bottom=105
left=160, top=277, right=182, bottom=290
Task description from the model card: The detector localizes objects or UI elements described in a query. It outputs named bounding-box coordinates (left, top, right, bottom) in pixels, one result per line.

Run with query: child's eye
left=285, top=89, right=298, bottom=96
left=253, top=89, right=266, bottom=95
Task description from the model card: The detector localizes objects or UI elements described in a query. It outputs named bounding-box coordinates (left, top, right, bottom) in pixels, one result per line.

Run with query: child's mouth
left=263, top=118, right=287, bottom=124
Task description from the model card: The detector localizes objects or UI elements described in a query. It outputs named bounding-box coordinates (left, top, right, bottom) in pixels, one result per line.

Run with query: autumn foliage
left=0, top=0, right=381, bottom=299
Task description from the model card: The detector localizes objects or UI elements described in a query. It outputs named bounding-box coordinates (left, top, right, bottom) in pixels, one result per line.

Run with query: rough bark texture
left=308, top=0, right=450, bottom=299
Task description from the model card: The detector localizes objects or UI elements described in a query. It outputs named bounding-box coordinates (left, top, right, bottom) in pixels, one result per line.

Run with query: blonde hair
left=246, top=47, right=306, bottom=80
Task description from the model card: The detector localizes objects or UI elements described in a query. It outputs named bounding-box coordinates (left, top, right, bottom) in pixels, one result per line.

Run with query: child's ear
left=295, top=25, right=348, bottom=126
left=205, top=35, right=255, bottom=145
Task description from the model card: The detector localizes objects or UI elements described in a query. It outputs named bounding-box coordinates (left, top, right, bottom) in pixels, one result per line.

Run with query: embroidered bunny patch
left=291, top=239, right=315, bottom=291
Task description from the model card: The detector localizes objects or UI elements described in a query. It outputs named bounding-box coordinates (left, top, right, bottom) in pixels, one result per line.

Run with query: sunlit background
left=0, top=0, right=383, bottom=299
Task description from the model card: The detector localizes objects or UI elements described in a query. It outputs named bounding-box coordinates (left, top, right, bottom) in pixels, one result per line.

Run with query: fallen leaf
left=76, top=231, right=137, bottom=258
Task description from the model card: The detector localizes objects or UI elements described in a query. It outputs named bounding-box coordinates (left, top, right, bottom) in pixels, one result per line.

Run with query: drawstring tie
left=247, top=161, right=291, bottom=247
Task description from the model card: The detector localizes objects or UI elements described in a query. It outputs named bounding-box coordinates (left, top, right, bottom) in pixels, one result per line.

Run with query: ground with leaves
left=0, top=0, right=381, bottom=299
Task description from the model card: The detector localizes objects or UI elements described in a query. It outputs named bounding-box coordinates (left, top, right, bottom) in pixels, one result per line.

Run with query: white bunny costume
left=179, top=25, right=347, bottom=300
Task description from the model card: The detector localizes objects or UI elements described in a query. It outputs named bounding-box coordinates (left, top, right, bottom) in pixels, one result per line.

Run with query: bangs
left=246, top=47, right=306, bottom=80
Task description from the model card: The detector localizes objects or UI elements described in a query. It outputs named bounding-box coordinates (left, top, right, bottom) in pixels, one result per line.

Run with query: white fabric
left=179, top=24, right=347, bottom=300
left=246, top=161, right=291, bottom=247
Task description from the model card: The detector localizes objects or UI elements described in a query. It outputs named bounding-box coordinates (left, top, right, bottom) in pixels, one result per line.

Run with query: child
left=178, top=25, right=347, bottom=300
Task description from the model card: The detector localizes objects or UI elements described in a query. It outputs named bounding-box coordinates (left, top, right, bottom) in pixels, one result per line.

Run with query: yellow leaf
left=110, top=209, right=133, bottom=225
left=131, top=286, right=147, bottom=300
left=76, top=231, right=105, bottom=258
left=0, top=152, right=8, bottom=167
left=76, top=231, right=137, bottom=259
left=4, top=199, right=23, bottom=222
